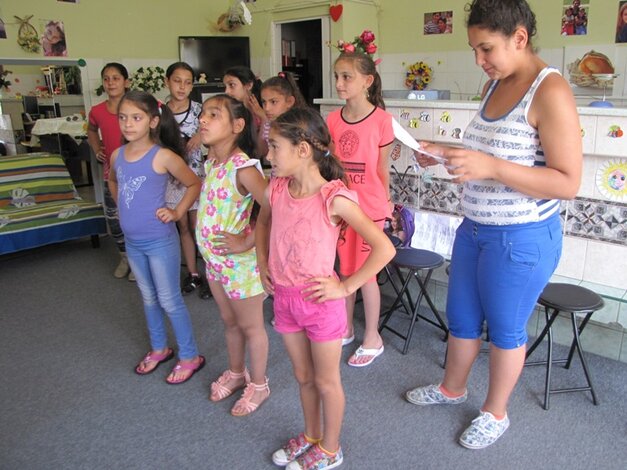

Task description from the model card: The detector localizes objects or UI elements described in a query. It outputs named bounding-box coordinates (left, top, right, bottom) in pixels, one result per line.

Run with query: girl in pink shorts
left=256, top=108, right=395, bottom=469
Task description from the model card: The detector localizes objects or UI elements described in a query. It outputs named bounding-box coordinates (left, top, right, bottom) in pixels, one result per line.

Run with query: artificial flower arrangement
left=0, top=70, right=12, bottom=91
left=216, top=1, right=253, bottom=32
left=129, top=66, right=166, bottom=94
left=331, top=29, right=379, bottom=62
left=14, top=15, right=41, bottom=54
left=404, top=61, right=433, bottom=91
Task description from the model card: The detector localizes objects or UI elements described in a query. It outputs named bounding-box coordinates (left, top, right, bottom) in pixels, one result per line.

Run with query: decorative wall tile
left=419, top=177, right=462, bottom=215
left=390, top=167, right=420, bottom=209
left=565, top=197, right=627, bottom=245
left=594, top=116, right=627, bottom=157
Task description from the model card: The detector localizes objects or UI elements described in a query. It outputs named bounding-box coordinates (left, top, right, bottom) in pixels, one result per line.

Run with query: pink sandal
left=210, top=369, right=250, bottom=402
left=134, top=348, right=174, bottom=375
left=231, top=378, right=270, bottom=417
left=165, top=355, right=205, bottom=385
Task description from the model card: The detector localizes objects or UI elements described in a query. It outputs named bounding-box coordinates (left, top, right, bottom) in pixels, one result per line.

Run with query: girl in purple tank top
left=109, top=90, right=204, bottom=385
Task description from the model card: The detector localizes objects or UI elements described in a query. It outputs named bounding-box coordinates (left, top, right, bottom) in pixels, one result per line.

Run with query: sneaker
left=405, top=383, right=467, bottom=406
left=114, top=254, right=130, bottom=279
left=199, top=284, right=212, bottom=300
left=182, top=273, right=203, bottom=294
left=459, top=411, right=510, bottom=449
left=128, top=269, right=136, bottom=282
left=272, top=433, right=316, bottom=466
left=286, top=444, right=343, bottom=470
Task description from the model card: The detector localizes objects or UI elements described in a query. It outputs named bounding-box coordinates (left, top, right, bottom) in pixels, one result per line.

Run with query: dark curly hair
left=466, top=0, right=537, bottom=44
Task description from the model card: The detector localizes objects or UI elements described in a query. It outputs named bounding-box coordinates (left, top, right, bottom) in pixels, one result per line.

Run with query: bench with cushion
left=0, top=153, right=106, bottom=255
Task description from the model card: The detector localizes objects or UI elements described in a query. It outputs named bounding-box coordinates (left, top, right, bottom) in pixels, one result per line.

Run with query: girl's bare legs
left=483, top=344, right=526, bottom=417
left=283, top=333, right=344, bottom=450
left=210, top=280, right=269, bottom=403
left=441, top=336, right=481, bottom=395
left=346, top=279, right=384, bottom=365
left=178, top=211, right=198, bottom=276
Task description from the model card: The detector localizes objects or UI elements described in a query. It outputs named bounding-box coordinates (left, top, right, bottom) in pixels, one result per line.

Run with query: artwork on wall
left=0, top=18, right=7, bottom=39
left=596, top=159, right=627, bottom=202
left=57, top=0, right=79, bottom=3
left=41, top=20, right=67, bottom=57
left=617, top=1, right=627, bottom=43
left=423, top=11, right=452, bottom=35
left=561, top=0, right=589, bottom=36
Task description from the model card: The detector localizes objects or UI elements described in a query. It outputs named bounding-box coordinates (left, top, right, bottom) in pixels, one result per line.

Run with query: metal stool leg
left=568, top=312, right=599, bottom=405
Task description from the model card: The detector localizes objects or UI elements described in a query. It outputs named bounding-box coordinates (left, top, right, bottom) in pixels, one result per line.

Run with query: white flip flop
left=348, top=344, right=384, bottom=367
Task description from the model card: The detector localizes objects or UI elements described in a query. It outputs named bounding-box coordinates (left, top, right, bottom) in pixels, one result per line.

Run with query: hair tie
left=324, top=150, right=330, bottom=158
left=157, top=100, right=163, bottom=115
left=278, top=72, right=286, bottom=78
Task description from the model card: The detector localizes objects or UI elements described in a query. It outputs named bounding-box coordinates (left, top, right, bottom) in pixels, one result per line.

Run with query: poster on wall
left=0, top=19, right=7, bottom=39
left=41, top=20, right=67, bottom=57
left=617, top=1, right=627, bottom=43
left=58, top=0, right=79, bottom=3
left=561, top=0, right=589, bottom=36
left=423, top=11, right=452, bottom=35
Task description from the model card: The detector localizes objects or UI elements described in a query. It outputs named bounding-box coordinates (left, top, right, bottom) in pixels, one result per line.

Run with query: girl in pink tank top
left=256, top=107, right=394, bottom=469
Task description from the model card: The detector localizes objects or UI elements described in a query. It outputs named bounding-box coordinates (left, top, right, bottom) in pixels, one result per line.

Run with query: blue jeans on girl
left=126, top=232, right=199, bottom=360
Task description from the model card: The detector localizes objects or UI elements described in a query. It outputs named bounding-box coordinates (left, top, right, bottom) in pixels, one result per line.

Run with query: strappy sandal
left=165, top=355, right=205, bottom=385
left=134, top=348, right=174, bottom=375
left=209, top=369, right=250, bottom=402
left=231, top=378, right=270, bottom=417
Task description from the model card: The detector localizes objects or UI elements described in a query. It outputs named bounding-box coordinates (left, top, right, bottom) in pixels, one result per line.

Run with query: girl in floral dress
left=195, top=94, right=270, bottom=416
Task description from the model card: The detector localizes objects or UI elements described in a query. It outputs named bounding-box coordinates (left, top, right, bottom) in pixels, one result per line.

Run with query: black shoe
left=182, top=274, right=203, bottom=294
left=199, top=284, right=212, bottom=300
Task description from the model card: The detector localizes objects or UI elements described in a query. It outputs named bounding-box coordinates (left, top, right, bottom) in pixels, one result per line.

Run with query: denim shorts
left=446, top=214, right=563, bottom=349
left=273, top=284, right=347, bottom=342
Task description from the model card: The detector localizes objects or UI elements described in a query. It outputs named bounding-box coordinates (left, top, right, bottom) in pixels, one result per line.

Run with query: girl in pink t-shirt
left=326, top=51, right=395, bottom=367
left=256, top=107, right=394, bottom=469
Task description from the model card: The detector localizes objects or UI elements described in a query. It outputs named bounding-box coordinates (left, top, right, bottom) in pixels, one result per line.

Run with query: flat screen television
left=179, top=36, right=250, bottom=84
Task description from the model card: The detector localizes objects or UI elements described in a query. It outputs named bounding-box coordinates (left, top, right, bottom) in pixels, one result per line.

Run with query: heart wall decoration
left=330, top=4, right=343, bottom=22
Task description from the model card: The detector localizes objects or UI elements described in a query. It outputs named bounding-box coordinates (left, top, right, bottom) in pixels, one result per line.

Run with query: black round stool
left=525, top=283, right=604, bottom=410
left=379, top=248, right=448, bottom=354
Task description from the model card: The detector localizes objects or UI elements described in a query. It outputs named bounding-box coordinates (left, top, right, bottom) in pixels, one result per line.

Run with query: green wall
left=0, top=0, right=623, bottom=62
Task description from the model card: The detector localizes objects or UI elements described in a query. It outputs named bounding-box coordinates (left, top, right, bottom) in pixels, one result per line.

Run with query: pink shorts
left=337, top=218, right=386, bottom=279
left=273, top=284, right=347, bottom=342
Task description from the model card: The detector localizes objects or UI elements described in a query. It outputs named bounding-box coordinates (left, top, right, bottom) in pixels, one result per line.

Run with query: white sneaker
left=341, top=335, right=354, bottom=347
left=405, top=384, right=467, bottom=406
left=459, top=411, right=510, bottom=449
left=272, top=433, right=314, bottom=466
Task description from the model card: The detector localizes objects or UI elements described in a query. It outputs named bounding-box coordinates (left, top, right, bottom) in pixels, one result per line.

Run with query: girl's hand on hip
left=259, top=265, right=274, bottom=295
left=212, top=230, right=250, bottom=255
left=156, top=207, right=178, bottom=223
left=302, top=277, right=349, bottom=303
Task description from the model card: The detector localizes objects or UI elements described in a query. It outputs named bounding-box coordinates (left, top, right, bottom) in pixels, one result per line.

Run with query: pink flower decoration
left=207, top=272, right=217, bottom=281
left=217, top=168, right=227, bottom=179
left=217, top=187, right=229, bottom=200
left=211, top=224, right=221, bottom=234
left=206, top=189, right=216, bottom=200
left=232, top=156, right=246, bottom=166
left=224, top=258, right=235, bottom=268
left=228, top=290, right=241, bottom=299
left=366, top=43, right=377, bottom=54
left=240, top=210, right=250, bottom=221
left=360, top=30, right=375, bottom=44
left=214, top=263, right=224, bottom=273
left=201, top=226, right=211, bottom=238
left=206, top=204, right=216, bottom=216
left=344, top=43, right=355, bottom=53
left=221, top=275, right=229, bottom=285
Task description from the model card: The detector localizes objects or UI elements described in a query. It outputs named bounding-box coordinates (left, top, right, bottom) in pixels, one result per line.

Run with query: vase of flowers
left=130, top=66, right=166, bottom=94
left=404, top=61, right=433, bottom=91
left=330, top=29, right=379, bottom=62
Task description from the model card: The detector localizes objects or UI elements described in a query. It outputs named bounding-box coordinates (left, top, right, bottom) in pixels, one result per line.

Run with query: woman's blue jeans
left=126, top=232, right=199, bottom=360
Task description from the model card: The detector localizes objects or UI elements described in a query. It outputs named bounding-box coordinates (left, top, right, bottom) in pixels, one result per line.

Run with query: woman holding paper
left=407, top=0, right=582, bottom=450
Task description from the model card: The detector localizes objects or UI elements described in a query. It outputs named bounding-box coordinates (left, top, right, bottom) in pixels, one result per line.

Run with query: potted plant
left=63, top=66, right=82, bottom=95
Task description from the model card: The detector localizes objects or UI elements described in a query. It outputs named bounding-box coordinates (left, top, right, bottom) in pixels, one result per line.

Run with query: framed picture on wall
left=41, top=20, right=67, bottom=57
left=423, top=11, right=453, bottom=35
left=561, top=0, right=589, bottom=36
left=0, top=19, right=7, bottom=39
left=617, top=1, right=627, bottom=43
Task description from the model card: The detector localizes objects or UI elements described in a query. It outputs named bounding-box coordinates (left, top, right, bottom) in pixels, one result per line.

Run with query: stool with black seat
left=525, top=282, right=604, bottom=410
left=378, top=247, right=449, bottom=354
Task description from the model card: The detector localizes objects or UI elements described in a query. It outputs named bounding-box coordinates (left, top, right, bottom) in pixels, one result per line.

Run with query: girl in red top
left=87, top=63, right=132, bottom=280
left=326, top=51, right=395, bottom=367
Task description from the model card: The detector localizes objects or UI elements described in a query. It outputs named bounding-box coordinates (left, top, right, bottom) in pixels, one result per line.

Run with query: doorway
left=273, top=17, right=331, bottom=107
